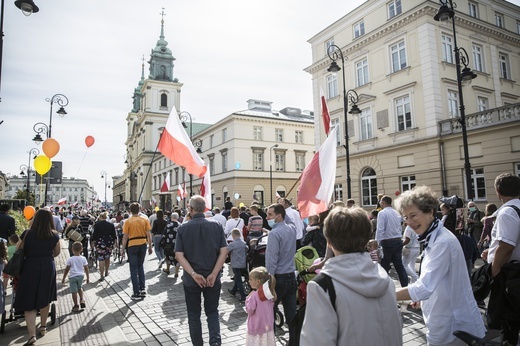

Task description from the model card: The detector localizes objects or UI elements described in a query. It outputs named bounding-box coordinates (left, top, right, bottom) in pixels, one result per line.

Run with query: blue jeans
left=127, top=245, right=147, bottom=294
left=380, top=238, right=409, bottom=287
left=183, top=280, right=222, bottom=346
left=274, top=273, right=297, bottom=329
left=230, top=268, right=246, bottom=299
left=153, top=234, right=164, bottom=262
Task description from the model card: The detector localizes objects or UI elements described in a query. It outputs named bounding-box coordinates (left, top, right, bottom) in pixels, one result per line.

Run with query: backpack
left=288, top=273, right=336, bottom=346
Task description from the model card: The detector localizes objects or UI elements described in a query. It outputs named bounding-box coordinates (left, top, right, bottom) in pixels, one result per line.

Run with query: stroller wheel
left=243, top=281, right=251, bottom=295
left=275, top=309, right=284, bottom=328
left=50, top=303, right=56, bottom=325
left=1, top=310, right=6, bottom=334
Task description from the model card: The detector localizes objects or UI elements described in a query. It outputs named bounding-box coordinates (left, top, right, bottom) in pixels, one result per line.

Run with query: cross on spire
left=160, top=8, right=166, bottom=23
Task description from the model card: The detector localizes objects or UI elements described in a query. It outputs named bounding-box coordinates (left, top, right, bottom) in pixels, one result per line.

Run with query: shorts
left=69, top=275, right=84, bottom=293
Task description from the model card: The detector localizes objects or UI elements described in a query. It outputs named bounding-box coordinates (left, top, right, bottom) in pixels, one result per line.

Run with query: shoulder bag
left=3, top=230, right=29, bottom=276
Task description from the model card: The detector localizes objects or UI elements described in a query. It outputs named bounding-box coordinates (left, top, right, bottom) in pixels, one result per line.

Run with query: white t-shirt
left=66, top=255, right=88, bottom=278
left=487, top=199, right=520, bottom=264
left=403, top=226, right=419, bottom=248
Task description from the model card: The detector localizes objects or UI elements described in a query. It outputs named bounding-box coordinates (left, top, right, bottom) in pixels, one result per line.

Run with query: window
left=388, top=0, right=402, bottom=19
left=209, top=156, right=215, bottom=175
left=253, top=126, right=262, bottom=141
left=275, top=129, right=284, bottom=142
left=253, top=151, right=263, bottom=171
left=518, top=21, right=520, bottom=34
left=361, top=168, right=378, bottom=206
left=295, top=131, right=303, bottom=144
left=477, top=97, right=488, bottom=112
left=499, top=53, right=510, bottom=79
left=327, top=74, right=338, bottom=99
left=515, top=162, right=520, bottom=177
left=359, top=108, right=373, bottom=140
left=354, top=20, right=365, bottom=38
left=448, top=90, right=459, bottom=118
left=209, top=134, right=214, bottom=148
left=390, top=41, right=407, bottom=73
left=221, top=151, right=228, bottom=172
left=470, top=168, right=486, bottom=201
left=295, top=153, right=305, bottom=172
left=331, top=118, right=341, bottom=146
left=222, top=128, right=227, bottom=142
left=356, top=58, right=369, bottom=87
left=160, top=93, right=167, bottom=108
left=395, top=95, right=412, bottom=131
left=325, top=38, right=335, bottom=55
left=468, top=2, right=478, bottom=18
left=334, top=183, right=343, bottom=201
left=472, top=44, right=484, bottom=72
left=401, top=175, right=416, bottom=192
left=441, top=34, right=454, bottom=64
left=174, top=169, right=179, bottom=185
left=495, top=13, right=504, bottom=28
left=275, top=152, right=285, bottom=171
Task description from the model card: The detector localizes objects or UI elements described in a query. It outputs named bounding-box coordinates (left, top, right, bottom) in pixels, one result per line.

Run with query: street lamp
left=20, top=147, right=39, bottom=201
left=434, top=0, right=477, bottom=200
left=32, top=122, right=48, bottom=144
left=100, top=170, right=108, bottom=209
left=179, top=111, right=202, bottom=196
left=269, top=144, right=278, bottom=204
left=327, top=44, right=361, bottom=199
left=0, top=0, right=39, bottom=102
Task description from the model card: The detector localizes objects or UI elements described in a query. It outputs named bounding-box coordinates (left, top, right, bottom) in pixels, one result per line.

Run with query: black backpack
left=288, top=273, right=336, bottom=346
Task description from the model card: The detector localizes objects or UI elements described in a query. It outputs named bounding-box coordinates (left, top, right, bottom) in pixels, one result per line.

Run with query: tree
left=13, top=189, right=36, bottom=206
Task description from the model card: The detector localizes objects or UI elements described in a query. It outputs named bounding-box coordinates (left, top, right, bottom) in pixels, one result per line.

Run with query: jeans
left=380, top=239, right=409, bottom=287
left=274, top=273, right=297, bottom=329
left=230, top=268, right=246, bottom=299
left=127, top=245, right=147, bottom=294
left=402, top=247, right=420, bottom=283
left=152, top=234, right=164, bottom=262
left=183, top=280, right=222, bottom=346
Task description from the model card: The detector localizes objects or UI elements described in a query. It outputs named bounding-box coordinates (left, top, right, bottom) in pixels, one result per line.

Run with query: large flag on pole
left=158, top=106, right=207, bottom=178
left=160, top=172, right=170, bottom=193
left=177, top=184, right=184, bottom=199
left=320, top=87, right=331, bottom=136
left=297, top=127, right=338, bottom=219
left=199, top=165, right=211, bottom=211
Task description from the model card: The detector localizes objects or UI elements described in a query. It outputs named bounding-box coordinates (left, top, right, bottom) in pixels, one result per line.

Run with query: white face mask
left=267, top=219, right=276, bottom=228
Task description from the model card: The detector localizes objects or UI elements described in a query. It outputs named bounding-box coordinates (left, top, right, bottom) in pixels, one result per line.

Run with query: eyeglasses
left=402, top=212, right=422, bottom=222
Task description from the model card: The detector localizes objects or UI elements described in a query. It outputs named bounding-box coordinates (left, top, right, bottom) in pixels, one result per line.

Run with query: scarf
left=418, top=218, right=439, bottom=276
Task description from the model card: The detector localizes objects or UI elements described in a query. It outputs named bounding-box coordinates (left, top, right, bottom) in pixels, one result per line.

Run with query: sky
left=2, top=0, right=519, bottom=202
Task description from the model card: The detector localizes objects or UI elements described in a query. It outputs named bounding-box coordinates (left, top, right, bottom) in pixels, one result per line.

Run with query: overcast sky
left=2, top=0, right=519, bottom=203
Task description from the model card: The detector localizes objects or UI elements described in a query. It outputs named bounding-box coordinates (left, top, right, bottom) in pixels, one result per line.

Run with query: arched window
left=160, top=93, right=168, bottom=108
left=361, top=167, right=378, bottom=206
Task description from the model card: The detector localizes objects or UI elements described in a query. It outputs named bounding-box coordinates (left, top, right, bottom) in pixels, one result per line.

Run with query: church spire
left=148, top=8, right=176, bottom=82
left=131, top=56, right=146, bottom=113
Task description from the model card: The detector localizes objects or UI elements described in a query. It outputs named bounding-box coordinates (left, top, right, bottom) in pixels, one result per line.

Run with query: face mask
left=268, top=219, right=276, bottom=228
left=469, top=207, right=476, bottom=212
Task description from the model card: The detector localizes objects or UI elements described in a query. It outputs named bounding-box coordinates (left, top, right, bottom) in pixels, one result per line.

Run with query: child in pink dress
left=245, top=266, right=277, bottom=346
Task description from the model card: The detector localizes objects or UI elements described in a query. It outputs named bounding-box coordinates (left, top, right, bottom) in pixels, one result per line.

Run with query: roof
left=233, top=108, right=314, bottom=124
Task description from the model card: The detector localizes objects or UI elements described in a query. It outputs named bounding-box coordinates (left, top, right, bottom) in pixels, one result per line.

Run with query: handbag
left=3, top=230, right=28, bottom=276
left=67, top=228, right=84, bottom=242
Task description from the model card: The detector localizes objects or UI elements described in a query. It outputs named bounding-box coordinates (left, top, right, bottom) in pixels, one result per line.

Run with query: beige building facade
left=305, top=0, right=520, bottom=208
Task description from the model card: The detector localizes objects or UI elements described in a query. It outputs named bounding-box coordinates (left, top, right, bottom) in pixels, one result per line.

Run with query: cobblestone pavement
left=2, top=240, right=503, bottom=345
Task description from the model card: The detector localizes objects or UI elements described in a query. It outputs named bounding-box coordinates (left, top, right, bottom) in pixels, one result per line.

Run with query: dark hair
left=0, top=241, right=7, bottom=261
left=30, top=209, right=56, bottom=239
left=381, top=195, right=393, bottom=205
left=72, top=241, right=83, bottom=253
left=324, top=207, right=371, bottom=253
left=230, top=207, right=239, bottom=219
left=485, top=203, right=498, bottom=217
left=9, top=234, right=19, bottom=244
left=494, top=173, right=520, bottom=197
left=156, top=210, right=164, bottom=220
left=0, top=204, right=10, bottom=212
left=268, top=203, right=286, bottom=220
left=130, top=203, right=140, bottom=215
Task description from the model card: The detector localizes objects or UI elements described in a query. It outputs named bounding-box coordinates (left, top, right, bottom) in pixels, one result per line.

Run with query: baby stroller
left=294, top=246, right=320, bottom=305
left=241, top=234, right=269, bottom=295
left=0, top=276, right=56, bottom=334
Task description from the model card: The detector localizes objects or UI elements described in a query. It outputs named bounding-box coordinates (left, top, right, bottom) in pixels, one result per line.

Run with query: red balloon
left=85, top=135, right=95, bottom=148
left=395, top=191, right=401, bottom=196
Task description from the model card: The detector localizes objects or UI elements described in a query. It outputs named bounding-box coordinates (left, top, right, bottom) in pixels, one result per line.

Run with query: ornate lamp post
left=269, top=144, right=278, bottom=204
left=327, top=44, right=361, bottom=199
left=434, top=0, right=477, bottom=200
left=100, top=170, right=108, bottom=209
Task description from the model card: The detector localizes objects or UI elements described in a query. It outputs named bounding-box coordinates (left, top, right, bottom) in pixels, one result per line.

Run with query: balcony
left=439, top=102, right=520, bottom=135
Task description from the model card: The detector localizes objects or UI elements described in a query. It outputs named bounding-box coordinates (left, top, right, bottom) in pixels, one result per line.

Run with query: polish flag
left=320, top=87, right=331, bottom=136
left=177, top=183, right=184, bottom=199
left=297, top=126, right=337, bottom=219
left=182, top=181, right=188, bottom=198
left=57, top=197, right=67, bottom=205
left=158, top=106, right=207, bottom=178
left=151, top=195, right=157, bottom=207
left=199, top=166, right=212, bottom=211
left=160, top=172, right=170, bottom=193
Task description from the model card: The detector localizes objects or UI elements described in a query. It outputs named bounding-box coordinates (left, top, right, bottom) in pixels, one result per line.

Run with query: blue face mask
left=268, top=219, right=276, bottom=228
left=469, top=207, right=476, bottom=212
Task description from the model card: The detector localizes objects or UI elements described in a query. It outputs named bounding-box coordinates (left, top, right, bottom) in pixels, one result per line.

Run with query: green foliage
left=9, top=210, right=30, bottom=235
left=13, top=189, right=36, bottom=206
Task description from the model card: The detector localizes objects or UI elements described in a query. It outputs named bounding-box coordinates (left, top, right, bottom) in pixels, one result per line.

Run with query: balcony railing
left=439, top=102, right=520, bottom=135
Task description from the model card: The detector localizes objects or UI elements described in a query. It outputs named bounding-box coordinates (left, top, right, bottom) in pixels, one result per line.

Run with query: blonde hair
left=249, top=266, right=277, bottom=301
left=231, top=228, right=241, bottom=238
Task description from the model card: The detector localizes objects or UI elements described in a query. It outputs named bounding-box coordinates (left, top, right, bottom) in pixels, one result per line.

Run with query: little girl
left=246, top=266, right=277, bottom=346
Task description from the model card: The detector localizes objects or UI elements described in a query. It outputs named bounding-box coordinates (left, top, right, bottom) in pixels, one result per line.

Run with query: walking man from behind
left=376, top=195, right=408, bottom=288
left=175, top=195, right=228, bottom=346
left=122, top=203, right=153, bottom=300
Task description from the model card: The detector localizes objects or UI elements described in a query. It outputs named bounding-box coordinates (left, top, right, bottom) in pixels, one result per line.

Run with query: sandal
left=38, top=326, right=47, bottom=336
left=72, top=305, right=80, bottom=312
left=162, top=268, right=170, bottom=275
left=80, top=300, right=86, bottom=309
left=23, top=336, right=36, bottom=346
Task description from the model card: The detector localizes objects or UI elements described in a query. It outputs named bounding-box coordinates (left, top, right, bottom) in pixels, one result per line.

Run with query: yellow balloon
left=34, top=155, right=52, bottom=175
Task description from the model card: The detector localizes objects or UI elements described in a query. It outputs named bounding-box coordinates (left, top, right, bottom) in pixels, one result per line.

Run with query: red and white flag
left=199, top=165, right=212, bottom=211
left=158, top=106, right=207, bottom=178
left=320, top=87, right=331, bottom=136
left=177, top=183, right=184, bottom=199
left=160, top=172, right=170, bottom=193
left=57, top=197, right=67, bottom=205
left=151, top=195, right=157, bottom=207
left=182, top=182, right=188, bottom=198
left=297, top=126, right=337, bottom=219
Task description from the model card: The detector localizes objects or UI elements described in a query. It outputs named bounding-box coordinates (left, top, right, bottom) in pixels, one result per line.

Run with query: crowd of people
left=1, top=172, right=519, bottom=345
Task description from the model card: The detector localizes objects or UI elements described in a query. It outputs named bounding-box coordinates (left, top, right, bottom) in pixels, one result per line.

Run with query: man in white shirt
left=485, top=173, right=520, bottom=345
left=376, top=196, right=408, bottom=288
left=212, top=208, right=227, bottom=229
left=281, top=198, right=305, bottom=248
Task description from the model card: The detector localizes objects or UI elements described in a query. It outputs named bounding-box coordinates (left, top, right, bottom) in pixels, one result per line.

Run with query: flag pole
left=285, top=174, right=302, bottom=201
left=138, top=130, right=164, bottom=205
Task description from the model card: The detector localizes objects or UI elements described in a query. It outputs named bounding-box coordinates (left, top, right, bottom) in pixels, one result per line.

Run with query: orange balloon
left=23, top=206, right=36, bottom=220
left=42, top=138, right=60, bottom=158
left=85, top=135, right=95, bottom=148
